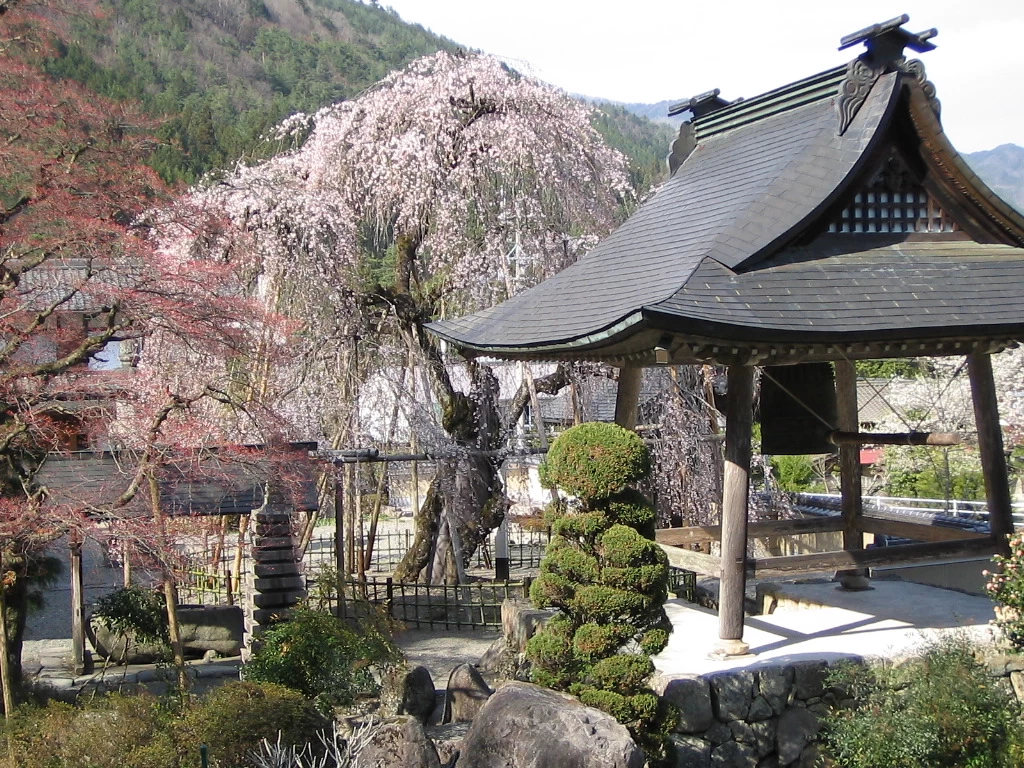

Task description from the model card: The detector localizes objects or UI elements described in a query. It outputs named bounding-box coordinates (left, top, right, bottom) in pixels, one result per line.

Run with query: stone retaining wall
left=653, top=659, right=840, bottom=768
left=653, top=650, right=1024, bottom=768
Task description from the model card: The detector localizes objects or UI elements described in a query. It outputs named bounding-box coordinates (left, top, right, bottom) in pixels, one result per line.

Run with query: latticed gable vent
left=828, top=151, right=958, bottom=234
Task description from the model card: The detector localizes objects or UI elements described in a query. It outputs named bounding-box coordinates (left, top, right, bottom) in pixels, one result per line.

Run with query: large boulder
left=458, top=682, right=644, bottom=768
left=355, top=716, right=441, bottom=768
left=178, top=605, right=244, bottom=656
left=88, top=605, right=244, bottom=664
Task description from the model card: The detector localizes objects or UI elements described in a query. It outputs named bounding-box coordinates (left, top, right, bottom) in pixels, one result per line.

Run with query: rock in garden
left=178, top=605, right=244, bottom=657
left=354, top=716, right=441, bottom=768
left=443, top=663, right=492, bottom=723
left=501, top=599, right=555, bottom=653
left=458, top=682, right=644, bottom=768
left=380, top=665, right=437, bottom=724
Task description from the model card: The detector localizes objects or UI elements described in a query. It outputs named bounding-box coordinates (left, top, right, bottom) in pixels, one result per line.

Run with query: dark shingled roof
left=428, top=46, right=1024, bottom=366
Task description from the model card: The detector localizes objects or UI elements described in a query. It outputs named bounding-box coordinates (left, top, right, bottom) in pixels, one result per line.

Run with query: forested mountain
left=43, top=0, right=462, bottom=182
left=965, top=144, right=1024, bottom=214
left=34, top=0, right=673, bottom=191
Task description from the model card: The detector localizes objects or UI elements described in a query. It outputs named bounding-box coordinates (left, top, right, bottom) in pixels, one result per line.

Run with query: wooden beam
left=858, top=515, right=988, bottom=543
left=968, top=352, right=1014, bottom=543
left=747, top=537, right=998, bottom=578
left=614, top=366, right=642, bottom=430
left=828, top=431, right=960, bottom=446
left=718, top=364, right=754, bottom=652
left=657, top=543, right=722, bottom=578
left=656, top=517, right=845, bottom=547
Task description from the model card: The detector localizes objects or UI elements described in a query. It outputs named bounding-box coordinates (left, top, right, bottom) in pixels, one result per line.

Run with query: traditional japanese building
left=428, top=16, right=1024, bottom=654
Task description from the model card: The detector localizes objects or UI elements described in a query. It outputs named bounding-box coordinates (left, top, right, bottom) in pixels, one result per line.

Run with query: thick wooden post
left=718, top=364, right=754, bottom=655
left=968, top=352, right=1014, bottom=543
left=835, top=360, right=870, bottom=589
left=614, top=366, right=642, bottom=430
left=70, top=535, right=86, bottom=674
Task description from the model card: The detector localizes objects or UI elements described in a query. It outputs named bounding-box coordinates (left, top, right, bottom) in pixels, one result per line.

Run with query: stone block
left=709, top=670, right=755, bottom=721
left=501, top=599, right=555, bottom=653
left=791, top=661, right=828, bottom=700
left=750, top=720, right=776, bottom=758
left=747, top=696, right=774, bottom=722
left=670, top=735, right=711, bottom=768
left=711, top=740, right=758, bottom=768
left=757, top=666, right=794, bottom=715
left=776, top=708, right=820, bottom=766
left=658, top=674, right=714, bottom=733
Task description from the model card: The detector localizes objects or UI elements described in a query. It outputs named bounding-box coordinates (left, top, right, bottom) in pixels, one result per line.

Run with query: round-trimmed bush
left=528, top=421, right=674, bottom=764
left=540, top=422, right=650, bottom=500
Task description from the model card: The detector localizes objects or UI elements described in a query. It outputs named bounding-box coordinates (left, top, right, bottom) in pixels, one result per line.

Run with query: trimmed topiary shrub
left=539, top=421, right=651, bottom=500
left=528, top=421, right=675, bottom=764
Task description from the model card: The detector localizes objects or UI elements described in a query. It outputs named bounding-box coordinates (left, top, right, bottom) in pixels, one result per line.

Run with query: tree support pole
left=835, top=360, right=870, bottom=590
left=717, top=364, right=754, bottom=656
left=614, top=366, right=642, bottom=430
left=968, top=352, right=1014, bottom=548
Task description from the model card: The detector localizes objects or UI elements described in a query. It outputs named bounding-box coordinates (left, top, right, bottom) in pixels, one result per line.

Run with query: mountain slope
left=38, top=0, right=673, bottom=192
left=45, top=0, right=463, bottom=182
left=965, top=144, right=1024, bottom=214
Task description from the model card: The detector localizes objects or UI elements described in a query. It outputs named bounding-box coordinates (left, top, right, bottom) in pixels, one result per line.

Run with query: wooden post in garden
left=968, top=352, right=1014, bottom=547
left=70, top=534, right=86, bottom=675
left=334, top=464, right=346, bottom=619
left=835, top=360, right=870, bottom=589
left=717, top=364, right=754, bottom=656
left=614, top=366, right=642, bottom=430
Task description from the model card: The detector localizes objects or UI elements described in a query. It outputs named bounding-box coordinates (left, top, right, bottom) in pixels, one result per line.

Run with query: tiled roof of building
left=428, top=21, right=1024, bottom=367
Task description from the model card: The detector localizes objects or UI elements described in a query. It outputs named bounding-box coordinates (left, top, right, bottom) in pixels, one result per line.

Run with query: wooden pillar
left=835, top=360, right=870, bottom=589
left=70, top=536, right=86, bottom=674
left=717, top=364, right=754, bottom=655
left=614, top=366, right=642, bottom=430
left=334, top=464, right=347, bottom=619
left=968, top=352, right=1014, bottom=544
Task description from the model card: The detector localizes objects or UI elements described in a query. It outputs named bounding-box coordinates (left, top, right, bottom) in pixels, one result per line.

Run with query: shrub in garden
left=986, top=533, right=1024, bottom=649
left=822, top=637, right=1024, bottom=768
left=243, top=607, right=400, bottom=711
left=177, top=681, right=327, bottom=768
left=528, top=422, right=674, bottom=762
left=1, top=694, right=179, bottom=768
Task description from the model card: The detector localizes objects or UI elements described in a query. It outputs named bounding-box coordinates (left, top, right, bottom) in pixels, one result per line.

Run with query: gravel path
left=394, top=628, right=500, bottom=688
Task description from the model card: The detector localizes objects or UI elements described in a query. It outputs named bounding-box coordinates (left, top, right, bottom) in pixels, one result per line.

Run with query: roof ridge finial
left=838, top=14, right=938, bottom=67
left=835, top=15, right=940, bottom=136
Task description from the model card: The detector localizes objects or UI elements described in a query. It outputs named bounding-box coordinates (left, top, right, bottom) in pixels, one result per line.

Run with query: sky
left=381, top=0, right=1023, bottom=154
